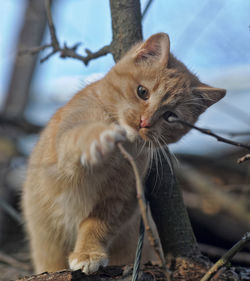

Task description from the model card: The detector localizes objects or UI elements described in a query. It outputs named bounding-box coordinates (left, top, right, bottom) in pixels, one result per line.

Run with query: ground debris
left=15, top=260, right=250, bottom=281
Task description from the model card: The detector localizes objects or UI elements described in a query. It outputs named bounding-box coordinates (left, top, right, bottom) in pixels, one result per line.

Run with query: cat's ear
left=134, top=33, right=170, bottom=67
left=192, top=84, right=226, bottom=108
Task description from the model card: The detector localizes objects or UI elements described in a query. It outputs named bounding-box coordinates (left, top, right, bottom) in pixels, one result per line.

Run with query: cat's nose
left=140, top=118, right=151, bottom=128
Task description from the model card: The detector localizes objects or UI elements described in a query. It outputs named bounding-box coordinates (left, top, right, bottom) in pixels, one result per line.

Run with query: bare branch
left=43, top=44, right=111, bottom=65
left=199, top=243, right=250, bottom=265
left=169, top=118, right=250, bottom=150
left=0, top=114, right=42, bottom=133
left=142, top=0, right=154, bottom=20
left=40, top=50, right=57, bottom=63
left=206, top=129, right=250, bottom=137
left=20, top=0, right=111, bottom=65
left=45, top=0, right=60, bottom=49
left=201, top=232, right=250, bottom=281
left=0, top=251, right=31, bottom=271
left=19, top=44, right=52, bottom=56
left=0, top=197, right=23, bottom=224
left=81, top=45, right=111, bottom=64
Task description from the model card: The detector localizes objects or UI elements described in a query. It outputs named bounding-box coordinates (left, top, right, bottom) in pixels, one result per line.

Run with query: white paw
left=70, top=258, right=86, bottom=271
left=69, top=255, right=108, bottom=274
left=81, top=126, right=126, bottom=166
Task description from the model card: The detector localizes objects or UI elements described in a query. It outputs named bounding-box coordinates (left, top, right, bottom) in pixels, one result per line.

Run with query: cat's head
left=105, top=33, right=226, bottom=145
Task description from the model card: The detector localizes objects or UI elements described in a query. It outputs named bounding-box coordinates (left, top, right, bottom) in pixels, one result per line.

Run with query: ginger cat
left=22, top=33, right=226, bottom=274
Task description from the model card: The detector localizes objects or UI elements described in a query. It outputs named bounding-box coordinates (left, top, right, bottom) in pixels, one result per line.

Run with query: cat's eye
left=137, top=85, right=149, bottom=100
left=163, top=111, right=178, bottom=122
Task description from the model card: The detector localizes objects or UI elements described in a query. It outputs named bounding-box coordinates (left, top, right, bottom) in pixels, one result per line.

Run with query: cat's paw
left=69, top=252, right=108, bottom=274
left=81, top=126, right=126, bottom=166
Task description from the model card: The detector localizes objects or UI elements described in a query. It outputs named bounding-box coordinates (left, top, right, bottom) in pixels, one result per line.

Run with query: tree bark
left=109, top=0, right=200, bottom=259
left=109, top=0, right=143, bottom=61
left=3, top=0, right=47, bottom=118
left=146, top=154, right=200, bottom=258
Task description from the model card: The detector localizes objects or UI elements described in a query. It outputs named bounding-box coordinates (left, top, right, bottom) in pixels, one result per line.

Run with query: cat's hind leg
left=29, top=231, right=68, bottom=273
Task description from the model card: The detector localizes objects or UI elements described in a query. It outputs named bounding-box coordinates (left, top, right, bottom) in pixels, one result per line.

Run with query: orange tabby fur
left=22, top=33, right=226, bottom=274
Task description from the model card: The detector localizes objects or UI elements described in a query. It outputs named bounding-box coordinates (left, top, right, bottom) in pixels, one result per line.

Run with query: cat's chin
left=139, top=128, right=160, bottom=145
left=139, top=128, right=148, bottom=141
left=121, top=124, right=140, bottom=142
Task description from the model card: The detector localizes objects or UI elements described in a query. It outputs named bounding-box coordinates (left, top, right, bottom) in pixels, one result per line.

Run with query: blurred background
left=0, top=0, right=249, bottom=280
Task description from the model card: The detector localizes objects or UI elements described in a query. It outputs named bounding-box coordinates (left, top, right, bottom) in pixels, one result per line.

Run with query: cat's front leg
left=57, top=123, right=127, bottom=175
left=68, top=217, right=110, bottom=274
left=81, top=125, right=127, bottom=167
left=68, top=198, right=132, bottom=274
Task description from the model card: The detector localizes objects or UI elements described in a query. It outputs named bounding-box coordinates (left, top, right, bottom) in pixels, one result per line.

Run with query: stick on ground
left=200, top=232, right=250, bottom=281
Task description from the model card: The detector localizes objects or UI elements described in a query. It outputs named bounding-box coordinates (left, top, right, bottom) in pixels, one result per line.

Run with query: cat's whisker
left=138, top=139, right=147, bottom=156
left=153, top=146, right=160, bottom=185
left=147, top=142, right=159, bottom=195
left=149, top=141, right=155, bottom=175
left=156, top=135, right=175, bottom=177
left=161, top=146, right=174, bottom=177
left=156, top=144, right=164, bottom=182
left=158, top=134, right=167, bottom=147
left=169, top=150, right=179, bottom=167
left=152, top=134, right=162, bottom=183
left=148, top=136, right=165, bottom=194
left=153, top=136, right=163, bottom=175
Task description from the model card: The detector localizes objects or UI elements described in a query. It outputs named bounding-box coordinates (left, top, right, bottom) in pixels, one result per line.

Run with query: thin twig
left=212, top=130, right=250, bottom=137
left=142, top=0, right=154, bottom=19
left=40, top=50, right=57, bottom=63
left=19, top=0, right=111, bottom=65
left=117, top=143, right=170, bottom=278
left=199, top=243, right=250, bottom=265
left=0, top=114, right=42, bottom=133
left=43, top=44, right=111, bottom=65
left=170, top=119, right=250, bottom=150
left=200, top=232, right=250, bottom=281
left=0, top=197, right=23, bottom=224
left=45, top=0, right=60, bottom=49
left=0, top=251, right=31, bottom=271
left=19, top=44, right=52, bottom=55
left=238, top=154, right=250, bottom=164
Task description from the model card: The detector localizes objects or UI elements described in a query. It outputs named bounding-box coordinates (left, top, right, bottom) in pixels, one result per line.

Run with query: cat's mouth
left=126, top=111, right=180, bottom=142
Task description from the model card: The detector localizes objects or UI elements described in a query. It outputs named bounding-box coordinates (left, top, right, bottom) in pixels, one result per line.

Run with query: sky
left=0, top=0, right=250, bottom=155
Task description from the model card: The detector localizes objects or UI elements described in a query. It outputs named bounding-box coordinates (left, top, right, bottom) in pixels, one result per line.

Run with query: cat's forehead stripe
left=113, top=68, right=139, bottom=84
left=108, top=80, right=124, bottom=97
left=152, top=79, right=161, bottom=92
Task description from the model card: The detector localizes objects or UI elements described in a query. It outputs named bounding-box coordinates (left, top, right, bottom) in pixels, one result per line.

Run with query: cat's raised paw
left=81, top=127, right=127, bottom=166
left=69, top=252, right=108, bottom=274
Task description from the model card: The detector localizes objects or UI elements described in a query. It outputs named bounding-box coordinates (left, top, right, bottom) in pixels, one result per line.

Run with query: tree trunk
left=109, top=0, right=143, bottom=61
left=109, top=0, right=200, bottom=259
left=3, top=0, right=47, bottom=118
left=146, top=152, right=200, bottom=258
